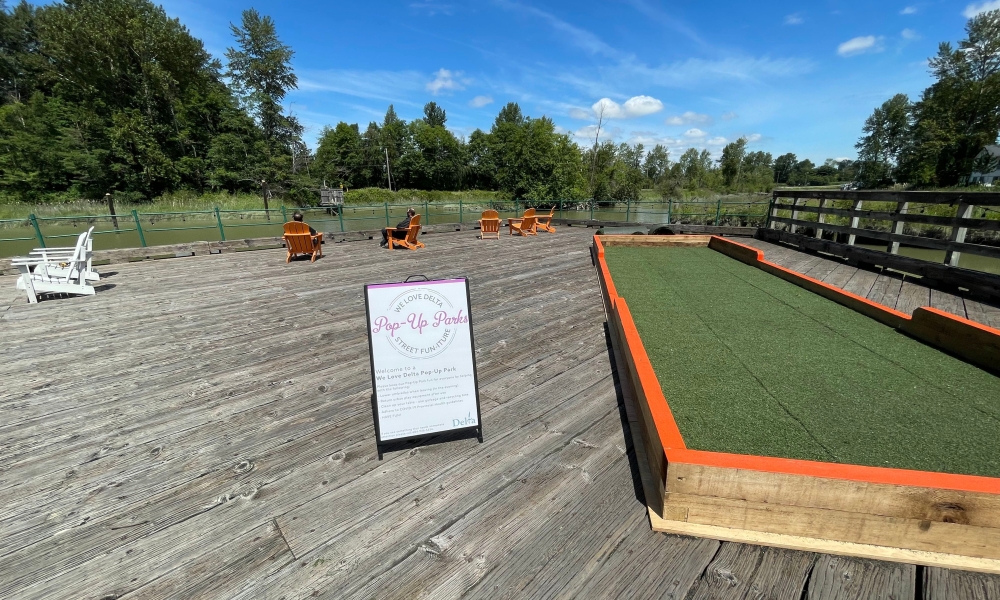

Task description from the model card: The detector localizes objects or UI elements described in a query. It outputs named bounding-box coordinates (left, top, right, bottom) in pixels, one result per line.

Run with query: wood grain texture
left=2, top=228, right=998, bottom=599
left=807, top=555, right=915, bottom=600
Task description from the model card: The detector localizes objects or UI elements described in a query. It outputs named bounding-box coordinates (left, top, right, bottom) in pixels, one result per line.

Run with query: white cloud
left=469, top=95, right=493, bottom=108
left=837, top=36, right=883, bottom=57
left=901, top=28, right=920, bottom=40
left=964, top=0, right=1000, bottom=17
left=496, top=1, right=622, bottom=58
left=298, top=69, right=424, bottom=106
left=426, top=68, right=466, bottom=95
left=784, top=13, right=804, bottom=25
left=900, top=6, right=918, bottom=14
left=684, top=128, right=707, bottom=138
left=721, top=111, right=738, bottom=121
left=591, top=95, right=664, bottom=119
left=707, top=136, right=728, bottom=145
left=665, top=111, right=712, bottom=126
left=745, top=133, right=762, bottom=143
left=569, top=107, right=591, bottom=119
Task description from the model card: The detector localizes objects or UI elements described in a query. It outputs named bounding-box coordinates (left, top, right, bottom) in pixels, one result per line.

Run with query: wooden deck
left=1, top=228, right=998, bottom=599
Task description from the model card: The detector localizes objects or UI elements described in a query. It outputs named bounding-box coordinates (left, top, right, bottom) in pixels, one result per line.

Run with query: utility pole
left=587, top=105, right=606, bottom=198
left=384, top=148, right=394, bottom=192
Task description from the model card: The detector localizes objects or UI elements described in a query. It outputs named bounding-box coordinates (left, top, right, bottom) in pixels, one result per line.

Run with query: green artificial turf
left=604, top=246, right=1000, bottom=478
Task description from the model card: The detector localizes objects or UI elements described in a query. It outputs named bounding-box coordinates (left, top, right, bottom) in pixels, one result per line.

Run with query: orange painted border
left=593, top=234, right=1000, bottom=496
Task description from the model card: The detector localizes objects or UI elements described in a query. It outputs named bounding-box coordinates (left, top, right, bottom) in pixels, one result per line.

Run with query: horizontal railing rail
left=767, top=190, right=1000, bottom=266
left=0, top=197, right=772, bottom=257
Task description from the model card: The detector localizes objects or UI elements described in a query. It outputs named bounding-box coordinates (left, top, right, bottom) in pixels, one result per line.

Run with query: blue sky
left=159, top=0, right=998, bottom=162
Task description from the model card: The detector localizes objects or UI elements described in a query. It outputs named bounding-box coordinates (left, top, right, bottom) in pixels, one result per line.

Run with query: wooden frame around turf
left=593, top=234, right=1000, bottom=573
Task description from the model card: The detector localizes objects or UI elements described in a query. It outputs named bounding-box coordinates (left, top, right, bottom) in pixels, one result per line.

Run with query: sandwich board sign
left=364, top=277, right=483, bottom=457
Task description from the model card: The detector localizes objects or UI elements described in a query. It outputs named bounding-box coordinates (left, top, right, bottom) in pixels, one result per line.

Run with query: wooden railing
left=766, top=190, right=1000, bottom=266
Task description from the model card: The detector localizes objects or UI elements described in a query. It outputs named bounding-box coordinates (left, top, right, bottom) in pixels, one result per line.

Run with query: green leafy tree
left=774, top=153, right=797, bottom=184
left=719, top=137, right=748, bottom=188
left=642, top=144, right=669, bottom=185
left=422, top=101, right=447, bottom=127
left=855, top=94, right=911, bottom=187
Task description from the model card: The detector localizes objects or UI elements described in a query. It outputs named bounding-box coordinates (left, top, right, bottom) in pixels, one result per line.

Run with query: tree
left=225, top=9, right=297, bottom=147
left=855, top=94, right=911, bottom=187
left=719, top=137, right=748, bottom=188
left=314, top=122, right=363, bottom=188
left=642, top=144, right=669, bottom=185
left=898, top=10, right=1000, bottom=185
left=423, top=101, right=446, bottom=127
left=774, top=153, right=797, bottom=184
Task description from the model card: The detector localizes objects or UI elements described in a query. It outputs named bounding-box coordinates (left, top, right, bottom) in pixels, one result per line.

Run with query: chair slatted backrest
left=404, top=214, right=422, bottom=244
left=283, top=221, right=315, bottom=255
left=520, top=208, right=537, bottom=231
left=480, top=210, right=501, bottom=235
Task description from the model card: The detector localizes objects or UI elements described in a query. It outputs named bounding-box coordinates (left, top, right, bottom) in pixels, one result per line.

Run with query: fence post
left=28, top=214, right=45, bottom=248
left=815, top=199, right=828, bottom=240
left=214, top=207, right=226, bottom=242
left=886, top=201, right=909, bottom=254
left=715, top=197, right=722, bottom=226
left=789, top=197, right=801, bottom=234
left=384, top=201, right=390, bottom=228
left=765, top=195, right=776, bottom=229
left=105, top=193, right=120, bottom=231
left=667, top=199, right=672, bottom=224
left=626, top=199, right=631, bottom=222
left=459, top=199, right=463, bottom=224
left=590, top=201, right=594, bottom=221
left=424, top=199, right=429, bottom=224
left=847, top=199, right=864, bottom=245
left=338, top=206, right=345, bottom=232
left=944, top=202, right=974, bottom=267
left=132, top=210, right=147, bottom=247
left=559, top=199, right=564, bottom=219
left=281, top=206, right=288, bottom=222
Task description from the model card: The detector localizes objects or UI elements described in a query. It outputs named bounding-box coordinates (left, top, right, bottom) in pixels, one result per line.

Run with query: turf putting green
left=604, top=245, right=1000, bottom=478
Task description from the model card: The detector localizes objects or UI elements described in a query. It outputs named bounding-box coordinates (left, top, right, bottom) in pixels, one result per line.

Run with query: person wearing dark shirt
left=381, top=208, right=416, bottom=247
left=292, top=211, right=319, bottom=246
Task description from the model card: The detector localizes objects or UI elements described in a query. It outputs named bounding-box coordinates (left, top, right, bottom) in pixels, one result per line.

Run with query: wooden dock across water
left=1, top=228, right=999, bottom=599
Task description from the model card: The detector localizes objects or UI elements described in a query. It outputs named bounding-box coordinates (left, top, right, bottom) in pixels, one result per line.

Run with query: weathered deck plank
left=1, top=228, right=998, bottom=599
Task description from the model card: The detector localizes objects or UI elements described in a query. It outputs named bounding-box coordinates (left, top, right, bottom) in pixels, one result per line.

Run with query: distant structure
left=967, top=145, right=1000, bottom=186
left=319, top=186, right=345, bottom=208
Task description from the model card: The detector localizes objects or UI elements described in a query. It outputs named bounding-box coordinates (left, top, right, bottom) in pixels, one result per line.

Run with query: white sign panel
left=364, top=278, right=482, bottom=444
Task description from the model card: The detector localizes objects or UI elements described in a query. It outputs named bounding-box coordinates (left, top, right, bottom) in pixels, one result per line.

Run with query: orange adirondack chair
left=508, top=208, right=537, bottom=236
left=283, top=221, right=323, bottom=263
left=388, top=214, right=425, bottom=250
left=478, top=209, right=501, bottom=239
left=536, top=207, right=556, bottom=233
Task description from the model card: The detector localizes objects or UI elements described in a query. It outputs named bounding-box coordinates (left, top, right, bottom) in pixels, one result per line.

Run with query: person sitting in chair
left=381, top=208, right=416, bottom=248
left=292, top=211, right=320, bottom=246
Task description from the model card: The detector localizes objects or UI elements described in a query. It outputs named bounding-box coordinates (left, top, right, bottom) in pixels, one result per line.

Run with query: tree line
left=8, top=1, right=984, bottom=207
left=854, top=9, right=1000, bottom=188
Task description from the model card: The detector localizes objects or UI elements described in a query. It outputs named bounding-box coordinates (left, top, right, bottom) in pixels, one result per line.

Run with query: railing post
left=847, top=199, right=864, bottom=246
left=338, top=206, right=345, bottom=232
left=28, top=214, right=45, bottom=248
left=281, top=206, right=288, bottom=222
left=459, top=199, right=463, bottom=224
left=667, top=199, right=672, bottom=224
left=715, top=196, right=723, bottom=226
left=626, top=198, right=631, bottom=222
left=384, top=201, right=390, bottom=228
left=887, top=201, right=909, bottom=254
left=132, top=210, right=147, bottom=247
left=945, top=202, right=973, bottom=267
left=214, top=207, right=226, bottom=241
left=789, top=197, right=800, bottom=234
left=815, top=199, right=828, bottom=240
left=424, top=199, right=429, bottom=224
left=765, top=195, right=775, bottom=229
left=590, top=201, right=594, bottom=221
left=559, top=199, right=564, bottom=219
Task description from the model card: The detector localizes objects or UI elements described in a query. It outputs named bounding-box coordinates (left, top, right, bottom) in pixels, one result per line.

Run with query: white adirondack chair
left=12, top=233, right=96, bottom=303
left=26, top=226, right=99, bottom=282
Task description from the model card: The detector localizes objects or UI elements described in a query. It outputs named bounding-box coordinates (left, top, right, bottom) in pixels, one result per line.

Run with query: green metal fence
left=0, top=197, right=772, bottom=257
